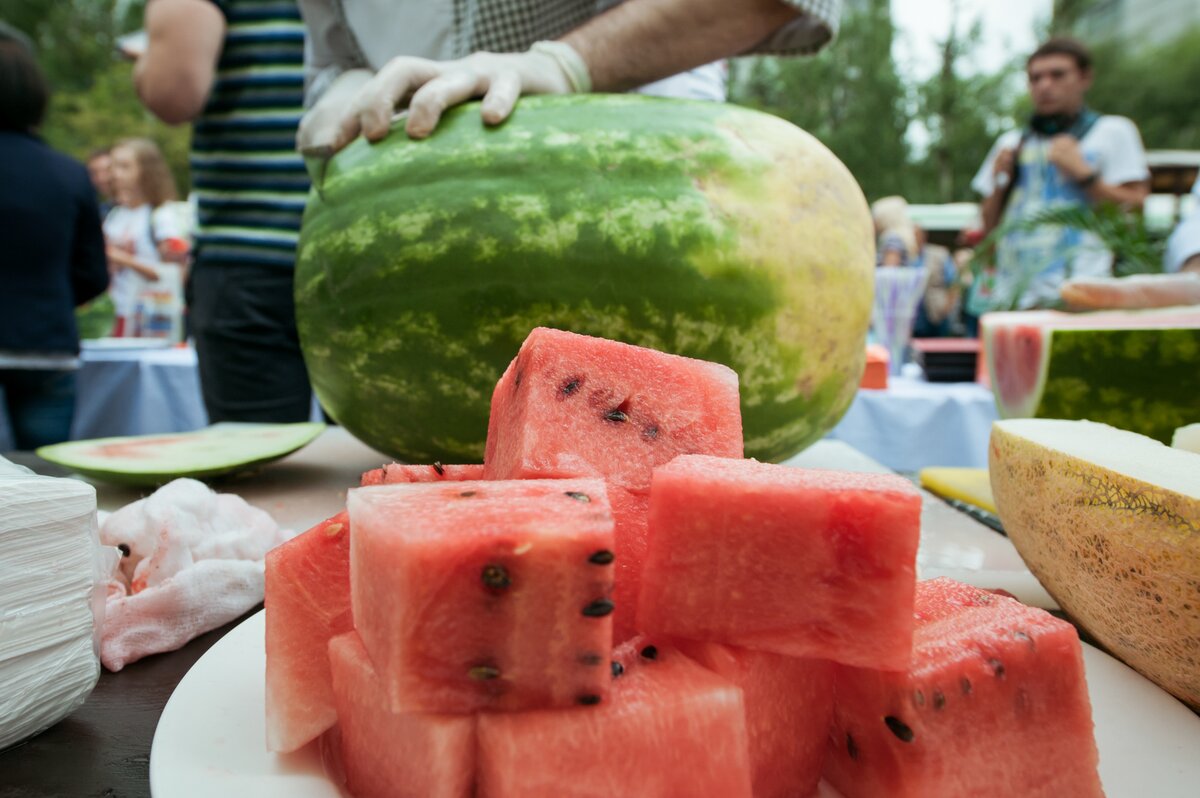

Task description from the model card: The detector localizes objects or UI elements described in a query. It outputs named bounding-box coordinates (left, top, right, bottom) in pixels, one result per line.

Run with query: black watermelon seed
left=432, top=461, right=445, bottom=476
left=588, top=549, right=615, bottom=565
left=846, top=733, right=859, bottom=760
left=565, top=491, right=591, bottom=503
left=579, top=652, right=603, bottom=666
left=1013, top=630, right=1034, bottom=648
left=932, top=689, right=946, bottom=710
left=611, top=661, right=625, bottom=678
left=988, top=658, right=1006, bottom=679
left=912, top=690, right=925, bottom=708
left=960, top=677, right=973, bottom=695
left=560, top=378, right=582, bottom=397
left=117, top=543, right=131, bottom=557
left=604, top=409, right=629, bottom=423
left=577, top=694, right=602, bottom=706
left=460, top=490, right=477, bottom=498
left=469, top=665, right=500, bottom=681
left=514, top=370, right=522, bottom=389
left=582, top=599, right=615, bottom=617
left=884, top=716, right=915, bottom=743
left=481, top=564, right=510, bottom=590
left=641, top=425, right=659, bottom=441
left=640, top=645, right=658, bottom=660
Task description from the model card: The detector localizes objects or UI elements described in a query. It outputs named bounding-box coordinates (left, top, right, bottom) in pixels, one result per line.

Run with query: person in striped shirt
left=133, top=0, right=313, bottom=423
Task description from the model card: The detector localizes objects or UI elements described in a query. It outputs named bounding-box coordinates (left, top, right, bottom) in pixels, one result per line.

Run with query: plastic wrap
left=0, top=455, right=111, bottom=751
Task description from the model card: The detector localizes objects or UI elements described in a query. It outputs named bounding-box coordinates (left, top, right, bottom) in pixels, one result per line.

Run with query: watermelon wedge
left=264, top=511, right=352, bottom=753
left=677, top=641, right=834, bottom=798
left=328, top=631, right=475, bottom=798
left=483, top=327, right=743, bottom=491
left=36, top=422, right=326, bottom=486
left=348, top=478, right=616, bottom=714
left=824, top=577, right=1103, bottom=798
left=360, top=462, right=485, bottom=486
left=637, top=455, right=921, bottom=669
left=981, top=307, right=1200, bottom=443
left=476, top=638, right=753, bottom=797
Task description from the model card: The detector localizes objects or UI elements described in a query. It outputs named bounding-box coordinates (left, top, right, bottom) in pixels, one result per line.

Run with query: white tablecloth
left=826, top=375, right=999, bottom=472
left=2, top=353, right=999, bottom=472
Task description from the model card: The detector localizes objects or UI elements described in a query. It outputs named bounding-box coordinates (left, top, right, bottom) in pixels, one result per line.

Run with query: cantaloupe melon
left=989, top=418, right=1200, bottom=708
left=1174, top=423, right=1200, bottom=454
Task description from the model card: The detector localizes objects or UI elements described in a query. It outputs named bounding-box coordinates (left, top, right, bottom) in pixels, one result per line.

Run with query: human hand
left=1047, top=135, right=1093, bottom=182
left=303, top=43, right=590, bottom=156
left=1060, top=273, right=1200, bottom=310
left=296, top=69, right=374, bottom=157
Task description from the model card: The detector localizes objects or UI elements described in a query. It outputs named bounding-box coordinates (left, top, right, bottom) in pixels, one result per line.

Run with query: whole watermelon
left=295, top=94, right=874, bottom=463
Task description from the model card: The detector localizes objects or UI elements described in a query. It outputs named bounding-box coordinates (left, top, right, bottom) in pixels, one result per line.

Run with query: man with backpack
left=970, top=37, right=1150, bottom=312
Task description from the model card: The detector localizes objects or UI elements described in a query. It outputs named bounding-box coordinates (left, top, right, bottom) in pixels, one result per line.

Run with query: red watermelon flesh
left=637, top=455, right=921, bottom=670
left=483, top=327, right=743, bottom=492
left=609, top=486, right=650, bottom=644
left=348, top=478, right=616, bottom=714
left=824, top=577, right=1103, bottom=798
left=677, top=641, right=835, bottom=798
left=264, top=511, right=352, bottom=753
left=360, top=462, right=485, bottom=486
left=328, top=631, right=475, bottom=798
left=476, top=637, right=753, bottom=797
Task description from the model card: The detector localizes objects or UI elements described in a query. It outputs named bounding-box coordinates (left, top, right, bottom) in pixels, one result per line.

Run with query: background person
left=86, top=146, right=117, bottom=218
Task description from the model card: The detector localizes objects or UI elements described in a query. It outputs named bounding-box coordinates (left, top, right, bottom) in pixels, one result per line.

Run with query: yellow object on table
left=919, top=467, right=997, bottom=514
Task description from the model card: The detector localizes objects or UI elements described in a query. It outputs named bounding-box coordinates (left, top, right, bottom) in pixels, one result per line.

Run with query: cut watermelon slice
left=264, top=511, right=352, bottom=753
left=637, top=455, right=921, bottom=669
left=328, top=631, right=475, bottom=798
left=608, top=486, right=650, bottom=644
left=348, top=478, right=616, bottom=714
left=824, top=577, right=1103, bottom=798
left=981, top=307, right=1200, bottom=443
left=360, top=462, right=485, bottom=486
left=483, top=327, right=743, bottom=491
left=677, top=641, right=834, bottom=798
left=476, top=638, right=753, bottom=797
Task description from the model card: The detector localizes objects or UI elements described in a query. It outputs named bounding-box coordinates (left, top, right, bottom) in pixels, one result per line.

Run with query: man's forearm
left=980, top=190, right=1005, bottom=236
left=562, top=0, right=798, bottom=92
left=1086, top=179, right=1150, bottom=211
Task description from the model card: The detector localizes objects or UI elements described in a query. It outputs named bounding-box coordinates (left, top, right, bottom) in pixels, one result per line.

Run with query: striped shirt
left=191, top=0, right=309, bottom=268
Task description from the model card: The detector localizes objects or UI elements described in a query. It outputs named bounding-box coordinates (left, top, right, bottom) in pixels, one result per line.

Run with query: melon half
left=989, top=418, right=1200, bottom=708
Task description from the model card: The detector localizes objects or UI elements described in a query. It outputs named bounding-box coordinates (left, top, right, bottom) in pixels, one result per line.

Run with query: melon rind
left=1174, top=423, right=1200, bottom=454
left=989, top=418, right=1200, bottom=708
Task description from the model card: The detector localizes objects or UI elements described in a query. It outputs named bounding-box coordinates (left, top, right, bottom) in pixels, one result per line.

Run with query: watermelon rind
left=36, top=422, right=326, bottom=486
left=295, top=94, right=874, bottom=464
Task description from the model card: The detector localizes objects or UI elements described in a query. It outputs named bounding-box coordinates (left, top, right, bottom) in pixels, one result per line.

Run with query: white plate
left=151, top=610, right=1200, bottom=798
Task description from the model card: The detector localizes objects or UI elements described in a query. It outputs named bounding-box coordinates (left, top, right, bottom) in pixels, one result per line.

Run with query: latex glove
left=331, top=42, right=590, bottom=153
left=1059, top=273, right=1200, bottom=310
left=297, top=68, right=374, bottom=157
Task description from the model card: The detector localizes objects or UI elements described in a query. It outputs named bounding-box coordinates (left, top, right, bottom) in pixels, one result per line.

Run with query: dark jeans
left=188, top=262, right=313, bottom=423
left=0, top=369, right=76, bottom=450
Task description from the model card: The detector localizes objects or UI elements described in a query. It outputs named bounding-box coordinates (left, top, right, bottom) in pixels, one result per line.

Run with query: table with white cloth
left=72, top=344, right=210, bottom=440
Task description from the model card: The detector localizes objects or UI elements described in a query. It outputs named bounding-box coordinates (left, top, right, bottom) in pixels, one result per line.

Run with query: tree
left=730, top=0, right=912, bottom=202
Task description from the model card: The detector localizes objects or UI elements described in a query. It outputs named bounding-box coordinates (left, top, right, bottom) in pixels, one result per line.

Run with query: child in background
left=103, top=138, right=190, bottom=339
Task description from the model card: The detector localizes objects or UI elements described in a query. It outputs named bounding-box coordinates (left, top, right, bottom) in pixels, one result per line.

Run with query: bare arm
left=107, top=247, right=162, bottom=282
left=134, top=0, right=226, bottom=125
left=1084, top=179, right=1151, bottom=211
left=562, top=0, right=800, bottom=92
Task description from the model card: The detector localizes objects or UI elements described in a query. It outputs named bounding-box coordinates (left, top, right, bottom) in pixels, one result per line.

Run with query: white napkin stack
left=0, top=455, right=108, bottom=751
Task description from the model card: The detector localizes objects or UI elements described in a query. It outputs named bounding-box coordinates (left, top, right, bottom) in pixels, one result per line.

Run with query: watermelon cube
left=678, top=641, right=835, bottom=798
left=360, top=462, right=485, bottom=486
left=477, top=638, right=753, bottom=797
left=328, top=631, right=475, bottom=798
left=483, top=327, right=743, bottom=492
left=348, top=478, right=616, bottom=713
left=608, top=485, right=650, bottom=644
left=824, top=578, right=1103, bottom=798
left=637, top=456, right=921, bottom=669
left=264, top=511, right=353, bottom=752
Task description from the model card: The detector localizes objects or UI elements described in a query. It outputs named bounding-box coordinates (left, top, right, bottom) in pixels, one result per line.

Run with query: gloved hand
left=297, top=42, right=591, bottom=157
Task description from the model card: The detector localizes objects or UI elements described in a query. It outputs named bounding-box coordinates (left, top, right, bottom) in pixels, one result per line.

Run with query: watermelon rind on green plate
left=36, top=422, right=326, bottom=486
left=295, top=94, right=875, bottom=464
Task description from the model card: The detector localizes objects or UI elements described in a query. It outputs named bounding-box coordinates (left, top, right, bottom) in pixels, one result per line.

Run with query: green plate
left=37, top=422, right=327, bottom=486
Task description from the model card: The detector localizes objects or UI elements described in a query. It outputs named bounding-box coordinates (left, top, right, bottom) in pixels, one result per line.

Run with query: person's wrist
left=1077, top=169, right=1099, bottom=189
left=528, top=41, right=592, bottom=94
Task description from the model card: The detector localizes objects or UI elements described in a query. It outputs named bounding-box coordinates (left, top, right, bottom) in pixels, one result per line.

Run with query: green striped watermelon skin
left=295, top=94, right=874, bottom=463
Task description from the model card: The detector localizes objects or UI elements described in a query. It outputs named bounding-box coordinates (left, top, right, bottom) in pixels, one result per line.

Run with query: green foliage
left=730, top=0, right=912, bottom=202
left=1087, top=28, right=1200, bottom=150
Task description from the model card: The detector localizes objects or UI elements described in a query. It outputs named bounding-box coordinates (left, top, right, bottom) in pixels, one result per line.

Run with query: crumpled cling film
left=0, top=455, right=112, bottom=751
left=98, top=478, right=291, bottom=672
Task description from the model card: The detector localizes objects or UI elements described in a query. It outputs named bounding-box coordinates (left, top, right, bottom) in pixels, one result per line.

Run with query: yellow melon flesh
left=989, top=418, right=1200, bottom=709
left=1174, top=423, right=1200, bottom=454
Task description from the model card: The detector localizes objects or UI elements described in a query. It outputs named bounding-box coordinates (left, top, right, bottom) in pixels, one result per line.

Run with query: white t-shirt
left=971, top=115, right=1149, bottom=310
left=1166, top=180, right=1200, bottom=273
left=102, top=204, right=186, bottom=322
